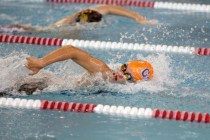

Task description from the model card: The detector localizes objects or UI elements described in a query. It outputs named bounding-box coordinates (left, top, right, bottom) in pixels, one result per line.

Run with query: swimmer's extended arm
left=50, top=13, right=78, bottom=27
left=94, top=5, right=155, bottom=25
left=6, top=24, right=50, bottom=32
left=25, top=45, right=111, bottom=75
left=50, top=5, right=156, bottom=27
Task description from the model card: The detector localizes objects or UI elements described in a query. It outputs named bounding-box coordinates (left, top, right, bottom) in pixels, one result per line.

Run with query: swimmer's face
left=110, top=64, right=135, bottom=83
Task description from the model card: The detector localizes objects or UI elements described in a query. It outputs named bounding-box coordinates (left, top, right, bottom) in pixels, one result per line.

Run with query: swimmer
left=0, top=45, right=154, bottom=96
left=51, top=5, right=156, bottom=27
left=1, top=5, right=156, bottom=33
left=25, top=45, right=154, bottom=85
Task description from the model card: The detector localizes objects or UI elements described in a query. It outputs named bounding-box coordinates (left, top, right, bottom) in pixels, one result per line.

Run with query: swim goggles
left=120, top=64, right=133, bottom=81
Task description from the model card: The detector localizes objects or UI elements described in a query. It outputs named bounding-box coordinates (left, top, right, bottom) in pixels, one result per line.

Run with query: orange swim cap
left=127, top=60, right=154, bottom=81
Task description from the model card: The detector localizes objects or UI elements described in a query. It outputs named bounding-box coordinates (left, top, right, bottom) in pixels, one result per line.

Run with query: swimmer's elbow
left=62, top=45, right=78, bottom=52
left=62, top=45, right=75, bottom=49
left=62, top=45, right=89, bottom=59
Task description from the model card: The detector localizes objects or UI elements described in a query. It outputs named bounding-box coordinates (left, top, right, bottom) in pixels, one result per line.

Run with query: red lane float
left=195, top=48, right=210, bottom=56
left=46, top=0, right=155, bottom=8
left=45, top=0, right=210, bottom=13
left=0, top=34, right=63, bottom=46
left=40, top=100, right=96, bottom=112
left=0, top=97, right=209, bottom=123
left=152, top=109, right=209, bottom=123
left=0, top=34, right=210, bottom=56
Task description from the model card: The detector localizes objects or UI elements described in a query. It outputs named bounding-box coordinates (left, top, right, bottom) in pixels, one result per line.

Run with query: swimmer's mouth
left=115, top=75, right=117, bottom=81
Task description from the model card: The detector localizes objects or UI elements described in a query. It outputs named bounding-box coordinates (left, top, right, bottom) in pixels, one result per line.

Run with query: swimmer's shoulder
left=90, top=5, right=122, bottom=15
left=89, top=5, right=109, bottom=15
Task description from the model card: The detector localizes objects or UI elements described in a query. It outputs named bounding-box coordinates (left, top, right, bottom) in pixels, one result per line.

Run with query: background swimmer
left=52, top=5, right=156, bottom=27
left=0, top=5, right=157, bottom=33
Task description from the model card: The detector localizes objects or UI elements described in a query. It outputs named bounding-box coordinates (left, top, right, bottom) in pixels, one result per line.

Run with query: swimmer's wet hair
left=75, top=9, right=102, bottom=23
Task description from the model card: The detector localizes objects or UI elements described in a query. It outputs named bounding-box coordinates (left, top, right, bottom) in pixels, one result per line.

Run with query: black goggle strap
left=120, top=64, right=127, bottom=72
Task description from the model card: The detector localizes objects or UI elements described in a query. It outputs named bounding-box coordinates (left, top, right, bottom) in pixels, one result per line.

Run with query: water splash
left=0, top=24, right=24, bottom=34
left=0, top=52, right=29, bottom=91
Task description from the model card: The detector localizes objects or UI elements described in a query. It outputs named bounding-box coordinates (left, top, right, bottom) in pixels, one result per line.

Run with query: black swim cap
left=75, top=9, right=102, bottom=23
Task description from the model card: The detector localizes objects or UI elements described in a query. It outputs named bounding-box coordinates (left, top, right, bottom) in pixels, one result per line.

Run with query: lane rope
left=0, top=97, right=209, bottom=123
left=0, top=34, right=210, bottom=56
left=45, top=0, right=210, bottom=13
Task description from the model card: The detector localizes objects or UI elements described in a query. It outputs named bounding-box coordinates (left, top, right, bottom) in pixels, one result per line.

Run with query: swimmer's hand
left=136, top=18, right=158, bottom=25
left=146, top=19, right=158, bottom=25
left=25, top=56, right=45, bottom=75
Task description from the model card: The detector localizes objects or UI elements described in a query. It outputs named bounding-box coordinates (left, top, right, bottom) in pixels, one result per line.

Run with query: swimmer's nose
left=116, top=71, right=126, bottom=82
left=118, top=74, right=124, bottom=79
left=116, top=70, right=124, bottom=76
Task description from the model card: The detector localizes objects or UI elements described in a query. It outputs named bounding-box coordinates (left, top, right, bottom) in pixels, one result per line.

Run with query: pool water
left=0, top=0, right=210, bottom=139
